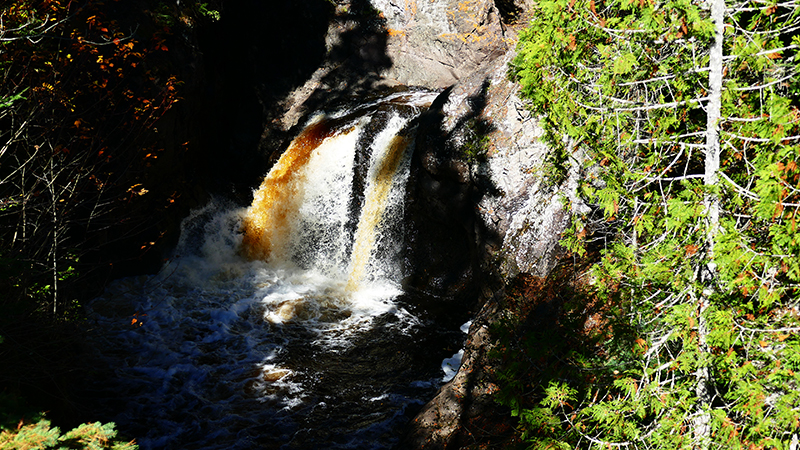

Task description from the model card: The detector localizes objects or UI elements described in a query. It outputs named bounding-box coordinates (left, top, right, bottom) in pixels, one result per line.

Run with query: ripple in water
left=84, top=200, right=452, bottom=449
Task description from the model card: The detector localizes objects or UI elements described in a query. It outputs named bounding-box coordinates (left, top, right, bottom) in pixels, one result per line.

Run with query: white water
left=83, top=92, right=455, bottom=450
left=441, top=320, right=471, bottom=382
left=277, top=118, right=362, bottom=274
left=347, top=114, right=415, bottom=288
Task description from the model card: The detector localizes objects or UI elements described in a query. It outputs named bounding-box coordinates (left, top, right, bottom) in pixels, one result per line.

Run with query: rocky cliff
left=399, top=42, right=587, bottom=450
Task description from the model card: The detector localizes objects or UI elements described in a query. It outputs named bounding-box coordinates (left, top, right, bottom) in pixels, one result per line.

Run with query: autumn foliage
left=0, top=0, right=218, bottom=441
left=0, top=0, right=202, bottom=316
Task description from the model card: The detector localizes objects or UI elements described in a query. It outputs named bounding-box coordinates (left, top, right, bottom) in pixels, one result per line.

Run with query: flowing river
left=81, top=91, right=469, bottom=449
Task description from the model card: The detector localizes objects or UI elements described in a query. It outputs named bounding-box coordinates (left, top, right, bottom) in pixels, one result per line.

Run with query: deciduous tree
left=0, top=0, right=187, bottom=317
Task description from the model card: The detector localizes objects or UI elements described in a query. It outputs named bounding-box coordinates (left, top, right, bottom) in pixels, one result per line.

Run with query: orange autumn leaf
left=567, top=35, right=577, bottom=51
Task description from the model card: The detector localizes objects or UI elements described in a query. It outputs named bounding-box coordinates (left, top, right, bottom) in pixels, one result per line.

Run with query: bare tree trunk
left=705, top=0, right=723, bottom=241
left=694, top=0, right=725, bottom=447
left=49, top=157, right=58, bottom=317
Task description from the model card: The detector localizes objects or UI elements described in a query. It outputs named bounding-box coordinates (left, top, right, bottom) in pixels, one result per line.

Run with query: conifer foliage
left=0, top=420, right=137, bottom=450
left=507, top=0, right=800, bottom=447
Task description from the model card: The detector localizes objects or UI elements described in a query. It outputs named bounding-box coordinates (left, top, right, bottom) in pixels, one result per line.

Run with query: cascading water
left=346, top=115, right=414, bottom=290
left=82, top=91, right=466, bottom=450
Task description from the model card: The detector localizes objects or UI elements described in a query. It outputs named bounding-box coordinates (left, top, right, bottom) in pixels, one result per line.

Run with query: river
left=81, top=90, right=470, bottom=449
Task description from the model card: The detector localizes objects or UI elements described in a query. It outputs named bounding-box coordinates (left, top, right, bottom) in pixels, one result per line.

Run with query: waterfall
left=82, top=91, right=449, bottom=450
left=241, top=115, right=362, bottom=273
left=346, top=115, right=414, bottom=290
left=241, top=93, right=428, bottom=291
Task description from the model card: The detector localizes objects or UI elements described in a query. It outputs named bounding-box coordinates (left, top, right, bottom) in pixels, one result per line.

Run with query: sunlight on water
left=241, top=116, right=359, bottom=264
left=87, top=199, right=433, bottom=449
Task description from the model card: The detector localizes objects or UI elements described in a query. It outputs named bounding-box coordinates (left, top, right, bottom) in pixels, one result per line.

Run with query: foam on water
left=86, top=200, right=432, bottom=448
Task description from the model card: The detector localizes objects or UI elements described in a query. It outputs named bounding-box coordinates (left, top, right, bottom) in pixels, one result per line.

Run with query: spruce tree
left=508, top=0, right=800, bottom=447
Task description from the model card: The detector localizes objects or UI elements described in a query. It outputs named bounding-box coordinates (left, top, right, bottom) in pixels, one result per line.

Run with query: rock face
left=441, top=52, right=581, bottom=279
left=401, top=49, right=581, bottom=298
left=370, top=0, right=510, bottom=88
left=400, top=49, right=587, bottom=449
left=261, top=0, right=513, bottom=139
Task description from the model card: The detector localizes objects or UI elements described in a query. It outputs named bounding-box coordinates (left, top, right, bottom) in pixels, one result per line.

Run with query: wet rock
left=400, top=284, right=517, bottom=449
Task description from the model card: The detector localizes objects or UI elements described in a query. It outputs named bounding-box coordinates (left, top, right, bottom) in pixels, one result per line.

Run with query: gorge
left=2, top=0, right=572, bottom=448
left=5, top=0, right=800, bottom=448
left=83, top=91, right=467, bottom=449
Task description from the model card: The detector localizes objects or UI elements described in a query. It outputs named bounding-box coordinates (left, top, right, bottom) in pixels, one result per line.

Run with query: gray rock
left=418, top=50, right=584, bottom=283
left=369, top=0, right=510, bottom=88
left=402, top=49, right=589, bottom=449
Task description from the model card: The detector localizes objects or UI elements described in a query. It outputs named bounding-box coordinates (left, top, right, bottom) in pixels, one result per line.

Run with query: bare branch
left=572, top=95, right=709, bottom=113
left=729, top=72, right=798, bottom=92
left=719, top=171, right=760, bottom=200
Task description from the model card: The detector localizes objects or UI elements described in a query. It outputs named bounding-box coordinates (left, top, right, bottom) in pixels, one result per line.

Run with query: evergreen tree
left=507, top=0, right=800, bottom=447
left=0, top=419, right=137, bottom=450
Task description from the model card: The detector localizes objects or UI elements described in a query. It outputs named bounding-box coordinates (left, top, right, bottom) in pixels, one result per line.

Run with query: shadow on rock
left=195, top=0, right=338, bottom=199
left=403, top=78, right=501, bottom=308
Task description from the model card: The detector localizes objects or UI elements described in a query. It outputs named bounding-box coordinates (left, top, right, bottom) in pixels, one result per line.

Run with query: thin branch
left=725, top=132, right=800, bottom=143
left=733, top=321, right=800, bottom=333
left=719, top=171, right=760, bottom=200
left=728, top=72, right=797, bottom=92
left=572, top=95, right=709, bottom=113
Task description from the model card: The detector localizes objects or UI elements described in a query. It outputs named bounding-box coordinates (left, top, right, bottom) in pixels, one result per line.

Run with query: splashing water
left=82, top=91, right=465, bottom=450
left=241, top=115, right=360, bottom=269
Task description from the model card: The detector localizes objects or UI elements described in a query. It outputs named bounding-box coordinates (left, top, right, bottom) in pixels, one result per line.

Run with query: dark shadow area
left=403, top=79, right=502, bottom=308
left=311, top=0, right=394, bottom=98
left=193, top=0, right=401, bottom=205
left=475, top=255, right=631, bottom=448
left=282, top=0, right=398, bottom=136
left=267, top=309, right=465, bottom=449
left=494, top=0, right=524, bottom=24
left=194, top=0, right=336, bottom=199
left=399, top=254, right=616, bottom=449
